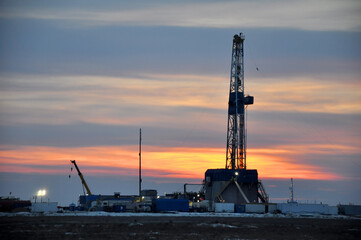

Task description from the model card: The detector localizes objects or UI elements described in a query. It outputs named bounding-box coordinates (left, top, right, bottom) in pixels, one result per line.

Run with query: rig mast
left=139, top=128, right=142, bottom=197
left=226, top=33, right=254, bottom=170
left=205, top=33, right=268, bottom=205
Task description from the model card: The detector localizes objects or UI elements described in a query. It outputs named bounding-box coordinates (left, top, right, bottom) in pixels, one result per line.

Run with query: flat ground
left=1, top=215, right=360, bottom=239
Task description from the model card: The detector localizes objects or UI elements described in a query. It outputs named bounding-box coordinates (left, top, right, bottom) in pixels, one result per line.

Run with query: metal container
left=277, top=203, right=330, bottom=214
left=266, top=204, right=277, bottom=213
left=0, top=199, right=31, bottom=212
left=235, top=204, right=246, bottom=213
left=339, top=205, right=361, bottom=216
left=328, top=206, right=338, bottom=215
left=245, top=204, right=265, bottom=213
left=215, top=203, right=235, bottom=213
left=154, top=199, right=189, bottom=212
left=113, top=205, right=126, bottom=212
left=31, top=202, right=58, bottom=213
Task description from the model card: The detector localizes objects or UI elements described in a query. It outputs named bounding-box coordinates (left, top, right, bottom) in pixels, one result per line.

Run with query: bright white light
left=37, top=189, right=46, bottom=196
left=235, top=172, right=239, bottom=176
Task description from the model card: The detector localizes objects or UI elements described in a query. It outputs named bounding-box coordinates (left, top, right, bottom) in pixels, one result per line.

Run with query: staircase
left=258, top=180, right=269, bottom=203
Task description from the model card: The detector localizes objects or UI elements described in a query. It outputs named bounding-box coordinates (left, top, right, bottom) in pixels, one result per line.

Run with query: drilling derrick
left=204, top=33, right=268, bottom=206
left=226, top=33, right=254, bottom=170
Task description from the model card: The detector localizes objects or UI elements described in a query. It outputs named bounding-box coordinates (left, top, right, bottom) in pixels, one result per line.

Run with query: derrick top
left=233, top=33, right=245, bottom=43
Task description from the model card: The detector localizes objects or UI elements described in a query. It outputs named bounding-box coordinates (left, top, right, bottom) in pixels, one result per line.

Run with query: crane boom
left=70, top=160, right=92, bottom=195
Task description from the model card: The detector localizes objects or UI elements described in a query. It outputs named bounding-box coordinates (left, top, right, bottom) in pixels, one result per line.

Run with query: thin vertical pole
left=139, top=128, right=142, bottom=197
left=291, top=178, right=292, bottom=202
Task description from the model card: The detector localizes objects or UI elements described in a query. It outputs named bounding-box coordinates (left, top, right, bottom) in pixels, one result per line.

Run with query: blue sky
left=0, top=0, right=360, bottom=205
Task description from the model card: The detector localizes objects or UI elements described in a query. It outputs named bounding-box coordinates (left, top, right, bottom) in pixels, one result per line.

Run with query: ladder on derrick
left=258, top=180, right=269, bottom=203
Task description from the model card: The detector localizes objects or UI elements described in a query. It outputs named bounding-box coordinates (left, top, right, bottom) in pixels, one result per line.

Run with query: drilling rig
left=204, top=33, right=268, bottom=206
left=226, top=33, right=254, bottom=170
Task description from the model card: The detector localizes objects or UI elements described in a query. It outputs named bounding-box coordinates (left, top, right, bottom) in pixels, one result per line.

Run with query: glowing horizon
left=0, top=144, right=350, bottom=181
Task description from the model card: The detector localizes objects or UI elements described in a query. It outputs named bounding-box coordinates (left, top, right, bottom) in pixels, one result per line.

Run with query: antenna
left=289, top=178, right=296, bottom=203
left=139, top=128, right=142, bottom=197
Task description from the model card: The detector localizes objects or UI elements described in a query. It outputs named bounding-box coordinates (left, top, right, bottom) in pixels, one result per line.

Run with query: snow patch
left=128, top=222, right=143, bottom=227
left=197, top=223, right=237, bottom=228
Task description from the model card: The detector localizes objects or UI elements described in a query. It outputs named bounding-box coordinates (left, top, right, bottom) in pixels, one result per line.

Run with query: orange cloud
left=0, top=144, right=346, bottom=181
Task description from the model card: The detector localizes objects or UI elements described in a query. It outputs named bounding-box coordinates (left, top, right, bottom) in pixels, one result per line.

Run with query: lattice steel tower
left=226, top=33, right=254, bottom=170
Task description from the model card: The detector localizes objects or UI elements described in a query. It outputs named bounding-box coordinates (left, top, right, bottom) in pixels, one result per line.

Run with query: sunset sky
left=0, top=0, right=360, bottom=205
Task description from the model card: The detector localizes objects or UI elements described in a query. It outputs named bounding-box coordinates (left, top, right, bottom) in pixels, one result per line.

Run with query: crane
left=70, top=160, right=92, bottom=195
left=226, top=33, right=254, bottom=170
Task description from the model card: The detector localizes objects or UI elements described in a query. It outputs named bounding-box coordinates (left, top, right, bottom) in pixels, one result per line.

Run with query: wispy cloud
left=1, top=73, right=359, bottom=129
left=0, top=144, right=352, bottom=180
left=0, top=73, right=227, bottom=127
left=1, top=0, right=360, bottom=31
left=248, top=76, right=361, bottom=114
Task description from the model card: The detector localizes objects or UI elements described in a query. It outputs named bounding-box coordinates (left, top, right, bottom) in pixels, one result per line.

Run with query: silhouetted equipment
left=0, top=197, right=31, bottom=212
left=184, top=183, right=205, bottom=199
left=204, top=33, right=268, bottom=206
left=288, top=178, right=296, bottom=203
left=226, top=33, right=254, bottom=170
left=70, top=160, right=92, bottom=196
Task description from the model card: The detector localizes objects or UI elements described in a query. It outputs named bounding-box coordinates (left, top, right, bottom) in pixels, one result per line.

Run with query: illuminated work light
left=36, top=189, right=47, bottom=202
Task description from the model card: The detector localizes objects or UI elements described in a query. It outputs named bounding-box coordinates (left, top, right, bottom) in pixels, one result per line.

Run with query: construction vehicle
left=70, top=160, right=92, bottom=196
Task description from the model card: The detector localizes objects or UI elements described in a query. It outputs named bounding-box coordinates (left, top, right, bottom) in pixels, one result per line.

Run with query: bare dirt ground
left=1, top=215, right=360, bottom=240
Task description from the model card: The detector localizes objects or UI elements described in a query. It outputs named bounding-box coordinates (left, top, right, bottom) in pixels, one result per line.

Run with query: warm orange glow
left=247, top=154, right=342, bottom=180
left=0, top=144, right=350, bottom=181
left=249, top=77, right=361, bottom=114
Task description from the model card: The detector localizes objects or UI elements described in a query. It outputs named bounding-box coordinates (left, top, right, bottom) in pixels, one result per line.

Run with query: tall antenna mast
left=289, top=178, right=295, bottom=203
left=139, top=128, right=142, bottom=197
left=226, top=33, right=254, bottom=170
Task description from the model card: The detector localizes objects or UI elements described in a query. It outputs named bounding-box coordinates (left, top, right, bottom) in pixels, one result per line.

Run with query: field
left=1, top=213, right=360, bottom=239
